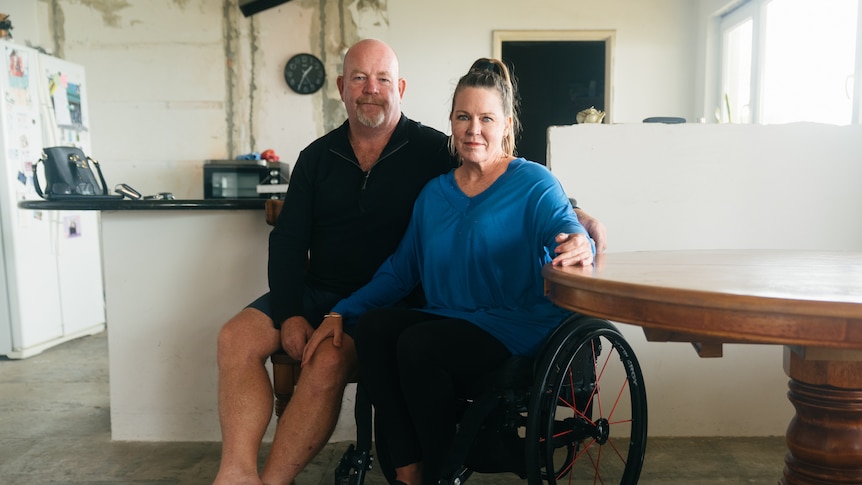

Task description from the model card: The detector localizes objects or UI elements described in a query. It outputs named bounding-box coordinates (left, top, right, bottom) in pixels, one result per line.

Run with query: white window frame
left=717, top=0, right=862, bottom=124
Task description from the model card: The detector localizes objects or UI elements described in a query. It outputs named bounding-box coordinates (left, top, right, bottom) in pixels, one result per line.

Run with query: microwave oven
left=203, top=159, right=288, bottom=199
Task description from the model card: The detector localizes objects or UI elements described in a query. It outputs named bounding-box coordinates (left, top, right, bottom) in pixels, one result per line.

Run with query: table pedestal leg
left=782, top=348, right=862, bottom=485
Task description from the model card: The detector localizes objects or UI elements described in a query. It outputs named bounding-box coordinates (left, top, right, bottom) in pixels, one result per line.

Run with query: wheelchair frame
left=335, top=314, right=648, bottom=485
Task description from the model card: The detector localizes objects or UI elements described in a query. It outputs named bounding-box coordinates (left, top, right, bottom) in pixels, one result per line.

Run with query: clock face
left=284, top=53, right=326, bottom=94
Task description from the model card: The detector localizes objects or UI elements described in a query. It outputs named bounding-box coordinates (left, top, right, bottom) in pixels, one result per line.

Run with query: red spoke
left=566, top=364, right=584, bottom=417
left=594, top=445, right=607, bottom=485
left=555, top=449, right=575, bottom=479
left=558, top=370, right=595, bottom=424
left=558, top=397, right=592, bottom=424
left=593, top=343, right=617, bottom=418
left=557, top=437, right=596, bottom=480
left=583, top=445, right=607, bottom=485
left=607, top=375, right=629, bottom=422
left=557, top=394, right=573, bottom=409
left=607, top=435, right=629, bottom=463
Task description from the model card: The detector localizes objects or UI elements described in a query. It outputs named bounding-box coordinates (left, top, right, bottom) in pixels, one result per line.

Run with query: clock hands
left=297, top=65, right=313, bottom=89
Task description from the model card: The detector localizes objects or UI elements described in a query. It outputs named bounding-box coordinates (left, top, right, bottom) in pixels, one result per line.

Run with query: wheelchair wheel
left=525, top=316, right=647, bottom=484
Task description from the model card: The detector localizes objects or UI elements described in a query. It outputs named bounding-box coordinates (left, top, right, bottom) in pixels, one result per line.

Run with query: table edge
left=543, top=263, right=862, bottom=349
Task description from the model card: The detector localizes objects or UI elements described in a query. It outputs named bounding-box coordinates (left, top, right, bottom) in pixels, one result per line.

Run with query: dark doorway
left=501, top=41, right=606, bottom=165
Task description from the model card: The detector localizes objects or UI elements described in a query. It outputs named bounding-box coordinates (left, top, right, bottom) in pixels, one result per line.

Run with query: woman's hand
left=301, top=313, right=344, bottom=366
left=552, top=232, right=594, bottom=267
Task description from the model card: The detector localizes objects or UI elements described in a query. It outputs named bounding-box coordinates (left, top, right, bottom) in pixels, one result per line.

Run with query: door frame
left=492, top=30, right=616, bottom=123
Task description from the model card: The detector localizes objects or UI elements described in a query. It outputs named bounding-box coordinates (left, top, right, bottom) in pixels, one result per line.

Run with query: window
left=722, top=13, right=755, bottom=123
left=718, top=0, right=861, bottom=124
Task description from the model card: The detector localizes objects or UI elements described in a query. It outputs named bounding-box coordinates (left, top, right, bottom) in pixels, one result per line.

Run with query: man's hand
left=301, top=314, right=344, bottom=367
left=574, top=208, right=608, bottom=253
left=280, top=316, right=314, bottom=361
left=552, top=232, right=594, bottom=267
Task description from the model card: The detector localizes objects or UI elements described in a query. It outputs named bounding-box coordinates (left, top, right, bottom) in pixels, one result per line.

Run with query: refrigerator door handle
left=51, top=211, right=59, bottom=257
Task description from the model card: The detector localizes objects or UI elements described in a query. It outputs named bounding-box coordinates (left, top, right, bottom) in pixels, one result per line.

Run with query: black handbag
left=33, top=146, right=120, bottom=199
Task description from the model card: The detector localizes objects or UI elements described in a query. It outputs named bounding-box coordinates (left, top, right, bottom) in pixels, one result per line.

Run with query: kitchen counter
left=18, top=198, right=267, bottom=211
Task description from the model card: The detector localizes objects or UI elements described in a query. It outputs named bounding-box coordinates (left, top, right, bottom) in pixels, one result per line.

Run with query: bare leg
left=260, top=335, right=357, bottom=484
left=395, top=463, right=424, bottom=485
left=214, top=308, right=282, bottom=485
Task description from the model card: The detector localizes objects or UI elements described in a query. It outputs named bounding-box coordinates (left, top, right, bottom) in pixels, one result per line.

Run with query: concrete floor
left=0, top=331, right=788, bottom=484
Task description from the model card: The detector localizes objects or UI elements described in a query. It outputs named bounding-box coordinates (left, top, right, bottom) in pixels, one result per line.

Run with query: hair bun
left=470, top=58, right=501, bottom=76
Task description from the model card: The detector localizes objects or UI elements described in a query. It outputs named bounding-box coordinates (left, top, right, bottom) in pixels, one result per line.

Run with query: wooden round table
left=542, top=250, right=862, bottom=485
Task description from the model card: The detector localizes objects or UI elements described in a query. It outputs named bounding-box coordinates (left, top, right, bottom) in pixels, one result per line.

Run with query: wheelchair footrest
left=439, top=466, right=473, bottom=485
left=334, top=444, right=373, bottom=485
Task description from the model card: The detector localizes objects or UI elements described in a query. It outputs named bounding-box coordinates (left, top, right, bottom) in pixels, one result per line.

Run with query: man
left=214, top=38, right=605, bottom=485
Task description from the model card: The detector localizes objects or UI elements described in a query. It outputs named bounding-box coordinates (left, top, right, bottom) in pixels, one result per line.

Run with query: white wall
left=6, top=0, right=842, bottom=440
left=388, top=0, right=698, bottom=134
left=551, top=123, right=862, bottom=253
left=548, top=122, right=862, bottom=436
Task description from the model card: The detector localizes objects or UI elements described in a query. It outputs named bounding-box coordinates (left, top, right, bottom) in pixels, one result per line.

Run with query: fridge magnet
left=64, top=214, right=81, bottom=238
left=48, top=72, right=73, bottom=126
left=5, top=46, right=29, bottom=90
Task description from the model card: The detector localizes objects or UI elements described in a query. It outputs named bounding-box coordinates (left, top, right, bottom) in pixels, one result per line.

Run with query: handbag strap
left=32, top=158, right=46, bottom=198
left=87, top=156, right=111, bottom=196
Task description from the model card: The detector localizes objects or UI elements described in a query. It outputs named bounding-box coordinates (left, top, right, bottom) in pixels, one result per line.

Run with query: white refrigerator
left=0, top=40, right=107, bottom=358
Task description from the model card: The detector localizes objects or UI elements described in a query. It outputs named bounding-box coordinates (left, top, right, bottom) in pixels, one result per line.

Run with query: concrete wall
left=548, top=122, right=862, bottom=436
left=6, top=0, right=856, bottom=440
left=4, top=0, right=702, bottom=197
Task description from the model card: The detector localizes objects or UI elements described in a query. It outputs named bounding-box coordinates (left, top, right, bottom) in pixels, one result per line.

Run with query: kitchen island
left=20, top=199, right=274, bottom=440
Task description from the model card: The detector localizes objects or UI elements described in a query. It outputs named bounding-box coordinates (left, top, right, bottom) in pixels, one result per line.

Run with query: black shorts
left=247, top=285, right=351, bottom=335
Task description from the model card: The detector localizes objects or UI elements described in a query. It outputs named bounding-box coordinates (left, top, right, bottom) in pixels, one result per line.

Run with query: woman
left=303, top=58, right=595, bottom=485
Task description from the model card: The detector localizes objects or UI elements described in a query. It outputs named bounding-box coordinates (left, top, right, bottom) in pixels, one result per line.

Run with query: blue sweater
left=332, top=158, right=593, bottom=355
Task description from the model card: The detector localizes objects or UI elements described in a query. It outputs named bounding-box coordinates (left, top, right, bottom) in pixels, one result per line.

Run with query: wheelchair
left=334, top=314, right=648, bottom=485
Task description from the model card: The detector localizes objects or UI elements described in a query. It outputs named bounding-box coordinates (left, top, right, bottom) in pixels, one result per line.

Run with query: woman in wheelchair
left=305, top=59, right=645, bottom=485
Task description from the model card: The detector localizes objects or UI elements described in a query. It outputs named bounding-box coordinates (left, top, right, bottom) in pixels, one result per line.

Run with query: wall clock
left=284, top=53, right=326, bottom=94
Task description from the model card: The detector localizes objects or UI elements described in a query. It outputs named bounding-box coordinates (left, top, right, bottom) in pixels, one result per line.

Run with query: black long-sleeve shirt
left=268, top=115, right=456, bottom=327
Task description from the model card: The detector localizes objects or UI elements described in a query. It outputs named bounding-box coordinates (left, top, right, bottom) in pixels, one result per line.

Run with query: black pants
left=353, top=308, right=511, bottom=484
